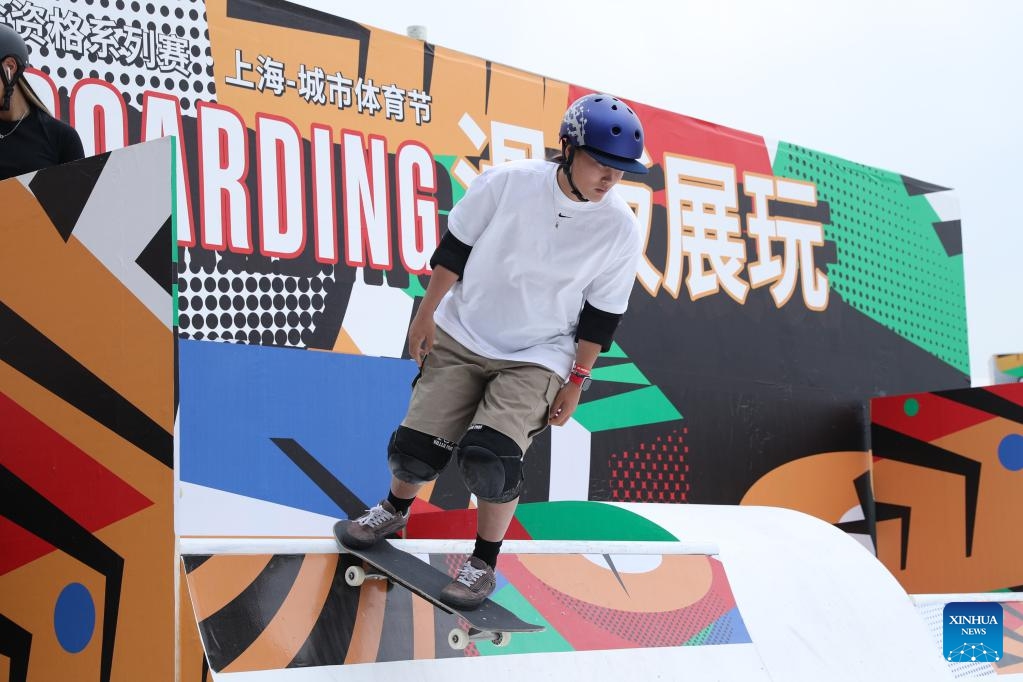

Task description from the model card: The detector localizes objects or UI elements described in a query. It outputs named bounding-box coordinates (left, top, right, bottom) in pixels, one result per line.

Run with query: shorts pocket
left=411, top=352, right=430, bottom=388
left=527, top=373, right=564, bottom=440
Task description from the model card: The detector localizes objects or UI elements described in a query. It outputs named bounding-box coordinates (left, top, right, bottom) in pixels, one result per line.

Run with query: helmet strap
left=1, top=64, right=23, bottom=113
left=559, top=142, right=589, bottom=203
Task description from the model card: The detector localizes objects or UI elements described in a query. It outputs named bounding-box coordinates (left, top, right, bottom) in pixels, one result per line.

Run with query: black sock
left=472, top=535, right=502, bottom=569
left=387, top=491, right=414, bottom=515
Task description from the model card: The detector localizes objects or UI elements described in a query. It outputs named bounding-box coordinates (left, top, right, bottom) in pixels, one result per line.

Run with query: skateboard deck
left=333, top=520, right=544, bottom=649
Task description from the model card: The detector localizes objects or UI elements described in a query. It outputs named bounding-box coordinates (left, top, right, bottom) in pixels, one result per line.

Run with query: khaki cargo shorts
left=401, top=327, right=563, bottom=454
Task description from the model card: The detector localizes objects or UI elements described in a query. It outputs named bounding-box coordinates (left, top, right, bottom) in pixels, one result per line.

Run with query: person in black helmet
left=0, top=24, right=83, bottom=181
left=336, top=93, right=648, bottom=610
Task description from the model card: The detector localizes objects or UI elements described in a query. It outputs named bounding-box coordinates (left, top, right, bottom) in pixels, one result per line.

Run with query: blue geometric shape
left=997, top=434, right=1023, bottom=472
left=705, top=605, right=752, bottom=645
left=53, top=582, right=95, bottom=653
left=178, top=339, right=418, bottom=518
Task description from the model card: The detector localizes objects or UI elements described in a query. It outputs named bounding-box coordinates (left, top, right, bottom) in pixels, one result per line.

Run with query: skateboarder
left=338, top=93, right=648, bottom=609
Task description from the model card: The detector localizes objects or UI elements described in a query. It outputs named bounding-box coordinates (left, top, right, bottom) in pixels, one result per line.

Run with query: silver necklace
left=0, top=110, right=28, bottom=140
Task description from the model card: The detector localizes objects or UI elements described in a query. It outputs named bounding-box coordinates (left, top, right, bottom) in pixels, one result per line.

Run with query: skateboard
left=332, top=520, right=544, bottom=649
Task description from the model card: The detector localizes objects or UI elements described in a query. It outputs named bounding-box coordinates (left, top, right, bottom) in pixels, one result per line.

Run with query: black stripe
left=285, top=555, right=362, bottom=667
left=938, top=387, right=1023, bottom=425
left=932, top=220, right=963, bottom=257
left=484, top=61, right=492, bottom=115
left=422, top=42, right=435, bottom=94
left=28, top=152, right=108, bottom=242
left=270, top=438, right=367, bottom=518
left=870, top=424, right=979, bottom=556
left=182, top=554, right=213, bottom=573
left=0, top=612, right=31, bottom=682
left=901, top=174, right=951, bottom=195
left=376, top=571, right=416, bottom=662
left=0, top=301, right=172, bottom=468
left=136, top=215, right=174, bottom=295
left=198, top=554, right=305, bottom=672
left=226, top=0, right=370, bottom=79
left=1, top=464, right=123, bottom=682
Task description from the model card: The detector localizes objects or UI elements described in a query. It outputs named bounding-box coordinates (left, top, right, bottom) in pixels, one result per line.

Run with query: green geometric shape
left=573, top=385, right=682, bottom=432
left=591, top=362, right=650, bottom=386
left=435, top=155, right=467, bottom=207
left=515, top=501, right=677, bottom=541
left=683, top=622, right=714, bottom=646
left=171, top=135, right=179, bottom=325
left=772, top=143, right=968, bottom=375
left=1007, top=367, right=1023, bottom=378
left=400, top=155, right=462, bottom=301
left=903, top=398, right=920, bottom=417
left=477, top=583, right=573, bottom=655
left=401, top=274, right=426, bottom=300
left=601, top=342, right=628, bottom=359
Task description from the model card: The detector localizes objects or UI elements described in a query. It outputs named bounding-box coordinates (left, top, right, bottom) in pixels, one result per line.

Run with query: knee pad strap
left=387, top=426, right=455, bottom=484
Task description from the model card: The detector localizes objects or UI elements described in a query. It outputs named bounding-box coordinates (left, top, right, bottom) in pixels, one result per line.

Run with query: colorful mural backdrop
left=7, top=0, right=973, bottom=540
left=0, top=140, right=190, bottom=681
left=871, top=384, right=1023, bottom=593
left=182, top=503, right=749, bottom=674
left=1, top=0, right=996, bottom=678
left=994, top=353, right=1023, bottom=384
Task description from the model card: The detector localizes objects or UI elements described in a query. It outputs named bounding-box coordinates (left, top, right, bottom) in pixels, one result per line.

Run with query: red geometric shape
left=870, top=391, right=994, bottom=444
left=497, top=553, right=738, bottom=650
left=404, top=505, right=532, bottom=541
left=986, top=383, right=1023, bottom=408
left=0, top=392, right=153, bottom=574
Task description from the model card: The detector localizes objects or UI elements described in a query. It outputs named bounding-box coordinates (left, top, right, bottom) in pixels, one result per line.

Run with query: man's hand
left=549, top=382, right=582, bottom=426
left=407, top=309, right=435, bottom=366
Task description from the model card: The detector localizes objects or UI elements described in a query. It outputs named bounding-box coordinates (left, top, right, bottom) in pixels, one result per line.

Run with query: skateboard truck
left=448, top=626, right=513, bottom=650
left=344, top=565, right=387, bottom=586
left=346, top=563, right=515, bottom=650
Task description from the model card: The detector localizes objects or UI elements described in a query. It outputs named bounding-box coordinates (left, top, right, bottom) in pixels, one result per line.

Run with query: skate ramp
left=180, top=502, right=953, bottom=681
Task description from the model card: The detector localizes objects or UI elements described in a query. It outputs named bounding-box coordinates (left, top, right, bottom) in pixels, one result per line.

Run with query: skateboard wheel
left=492, top=631, right=512, bottom=647
left=345, top=565, right=366, bottom=587
left=448, top=628, right=470, bottom=650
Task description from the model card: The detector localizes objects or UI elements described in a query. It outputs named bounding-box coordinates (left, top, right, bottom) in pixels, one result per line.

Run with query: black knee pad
left=387, top=426, right=455, bottom=484
left=456, top=424, right=523, bottom=503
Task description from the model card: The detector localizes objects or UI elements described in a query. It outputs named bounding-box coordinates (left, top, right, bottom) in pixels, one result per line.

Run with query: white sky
left=302, top=0, right=1020, bottom=385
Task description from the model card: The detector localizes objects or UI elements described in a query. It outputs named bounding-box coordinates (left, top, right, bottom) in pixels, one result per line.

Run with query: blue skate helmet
left=558, top=93, right=647, bottom=201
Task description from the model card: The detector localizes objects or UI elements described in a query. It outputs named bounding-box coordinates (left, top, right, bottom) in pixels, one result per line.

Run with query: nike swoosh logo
left=558, top=212, right=572, bottom=218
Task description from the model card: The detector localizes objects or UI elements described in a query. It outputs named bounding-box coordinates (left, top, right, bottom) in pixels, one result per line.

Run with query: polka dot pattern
left=176, top=249, right=331, bottom=348
left=7, top=0, right=215, bottom=115
left=773, top=143, right=968, bottom=374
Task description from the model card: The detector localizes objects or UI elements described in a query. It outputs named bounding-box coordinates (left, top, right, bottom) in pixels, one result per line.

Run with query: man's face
left=570, top=149, right=625, bottom=202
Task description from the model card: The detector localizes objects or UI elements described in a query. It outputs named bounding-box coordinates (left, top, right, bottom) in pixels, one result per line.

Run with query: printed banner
left=870, top=383, right=1023, bottom=593
left=0, top=140, right=196, bottom=682
left=5, top=0, right=976, bottom=621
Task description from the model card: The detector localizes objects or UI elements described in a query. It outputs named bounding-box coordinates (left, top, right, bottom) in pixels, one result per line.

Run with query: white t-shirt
left=434, top=159, right=642, bottom=377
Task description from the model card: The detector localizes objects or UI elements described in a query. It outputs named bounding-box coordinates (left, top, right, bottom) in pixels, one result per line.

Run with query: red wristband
left=571, top=363, right=591, bottom=376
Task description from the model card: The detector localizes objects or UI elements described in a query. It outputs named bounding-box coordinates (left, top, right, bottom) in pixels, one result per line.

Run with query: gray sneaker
left=338, top=500, right=409, bottom=548
left=439, top=556, right=496, bottom=610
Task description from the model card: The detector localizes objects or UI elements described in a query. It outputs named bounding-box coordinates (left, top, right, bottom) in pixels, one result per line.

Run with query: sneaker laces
left=455, top=560, right=488, bottom=588
left=356, top=504, right=394, bottom=528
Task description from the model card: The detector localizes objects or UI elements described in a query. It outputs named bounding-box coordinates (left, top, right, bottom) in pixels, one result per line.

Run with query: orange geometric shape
left=184, top=555, right=273, bottom=621
left=221, top=554, right=338, bottom=673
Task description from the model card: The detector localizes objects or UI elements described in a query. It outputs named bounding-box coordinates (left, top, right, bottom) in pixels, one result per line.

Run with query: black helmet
left=0, top=24, right=29, bottom=68
left=0, top=24, right=29, bottom=111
